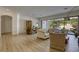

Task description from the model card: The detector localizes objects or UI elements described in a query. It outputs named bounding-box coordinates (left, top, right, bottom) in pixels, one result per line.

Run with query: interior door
left=26, top=20, right=32, bottom=34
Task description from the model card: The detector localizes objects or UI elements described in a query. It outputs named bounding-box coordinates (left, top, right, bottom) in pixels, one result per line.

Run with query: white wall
left=19, top=17, right=39, bottom=34
left=19, top=20, right=26, bottom=34
left=0, top=8, right=39, bottom=36
left=0, top=7, right=39, bottom=36
left=0, top=7, right=18, bottom=37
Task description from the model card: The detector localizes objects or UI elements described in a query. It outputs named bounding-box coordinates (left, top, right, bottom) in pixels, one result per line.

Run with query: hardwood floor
left=0, top=34, right=79, bottom=52
left=0, top=34, right=50, bottom=52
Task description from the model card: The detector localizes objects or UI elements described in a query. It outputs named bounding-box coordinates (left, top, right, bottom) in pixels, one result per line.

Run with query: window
left=42, top=20, right=48, bottom=31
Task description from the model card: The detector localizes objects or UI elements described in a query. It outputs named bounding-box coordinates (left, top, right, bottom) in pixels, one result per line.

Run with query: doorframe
left=1, top=15, right=13, bottom=35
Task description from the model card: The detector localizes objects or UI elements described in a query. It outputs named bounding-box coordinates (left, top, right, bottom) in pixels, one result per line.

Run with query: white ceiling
left=2, top=6, right=79, bottom=18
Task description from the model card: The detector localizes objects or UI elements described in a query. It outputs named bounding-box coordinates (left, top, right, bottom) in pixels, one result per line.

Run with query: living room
left=0, top=6, right=79, bottom=52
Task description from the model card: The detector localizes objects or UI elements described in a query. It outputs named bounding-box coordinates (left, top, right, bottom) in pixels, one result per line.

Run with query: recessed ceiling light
left=64, top=8, right=68, bottom=10
left=6, top=9, right=10, bottom=11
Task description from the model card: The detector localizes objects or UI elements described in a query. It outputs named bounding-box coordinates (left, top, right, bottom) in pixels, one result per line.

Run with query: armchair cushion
left=37, top=29, right=49, bottom=39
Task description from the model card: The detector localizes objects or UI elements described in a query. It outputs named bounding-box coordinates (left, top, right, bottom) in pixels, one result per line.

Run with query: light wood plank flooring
left=0, top=34, right=50, bottom=52
left=0, top=34, right=79, bottom=52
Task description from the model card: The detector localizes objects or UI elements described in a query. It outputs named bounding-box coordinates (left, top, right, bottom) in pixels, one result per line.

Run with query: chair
left=37, top=29, right=49, bottom=39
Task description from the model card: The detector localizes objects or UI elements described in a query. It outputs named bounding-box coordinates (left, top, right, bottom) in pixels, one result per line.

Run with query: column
left=78, top=16, right=79, bottom=33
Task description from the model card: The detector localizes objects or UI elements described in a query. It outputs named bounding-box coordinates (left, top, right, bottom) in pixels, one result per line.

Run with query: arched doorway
left=1, top=15, right=12, bottom=35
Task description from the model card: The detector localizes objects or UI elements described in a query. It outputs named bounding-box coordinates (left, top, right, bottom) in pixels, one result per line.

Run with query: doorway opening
left=1, top=15, right=12, bottom=35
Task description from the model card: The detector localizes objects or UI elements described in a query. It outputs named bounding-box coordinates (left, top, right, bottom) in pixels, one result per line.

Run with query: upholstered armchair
left=37, top=29, right=49, bottom=39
